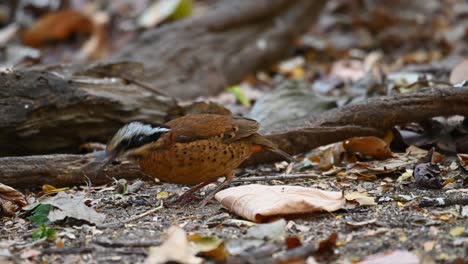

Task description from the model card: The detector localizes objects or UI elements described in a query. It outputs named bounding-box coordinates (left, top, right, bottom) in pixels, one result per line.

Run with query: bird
left=102, top=114, right=293, bottom=205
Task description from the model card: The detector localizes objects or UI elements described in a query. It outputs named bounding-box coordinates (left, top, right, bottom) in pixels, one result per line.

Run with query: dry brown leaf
left=358, top=250, right=419, bottom=264
left=345, top=192, right=376, bottom=206
left=39, top=184, right=69, bottom=196
left=42, top=192, right=105, bottom=225
left=330, top=59, right=366, bottom=82
left=308, top=142, right=346, bottom=170
left=0, top=183, right=28, bottom=217
left=346, top=149, right=424, bottom=177
left=215, top=184, right=345, bottom=222
left=187, top=234, right=228, bottom=261
left=343, top=135, right=393, bottom=159
left=78, top=12, right=109, bottom=61
left=458, top=153, right=468, bottom=167
left=449, top=59, right=468, bottom=84
left=22, top=10, right=93, bottom=47
left=145, top=226, right=202, bottom=264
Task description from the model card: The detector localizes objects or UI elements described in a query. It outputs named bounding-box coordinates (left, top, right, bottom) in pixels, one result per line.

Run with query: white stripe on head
left=116, top=122, right=170, bottom=140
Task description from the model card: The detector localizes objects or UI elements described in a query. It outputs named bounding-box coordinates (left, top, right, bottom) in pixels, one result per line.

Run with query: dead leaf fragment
left=397, top=170, right=413, bottom=183
left=215, top=184, right=345, bottom=222
left=246, top=219, right=286, bottom=240
left=308, top=142, right=346, bottom=170
left=145, top=226, right=202, bottom=264
left=423, top=240, right=436, bottom=252
left=39, top=184, right=69, bottom=196
left=78, top=12, right=109, bottom=61
left=359, top=250, right=420, bottom=264
left=138, top=0, right=192, bottom=28
left=42, top=192, right=105, bottom=225
left=0, top=183, right=28, bottom=217
left=22, top=10, right=93, bottom=47
left=285, top=236, right=302, bottom=250
left=413, top=163, right=443, bottom=189
left=449, top=59, right=468, bottom=84
left=188, top=234, right=228, bottom=261
left=449, top=226, right=465, bottom=237
left=345, top=192, right=376, bottom=206
left=346, top=218, right=377, bottom=227
left=330, top=59, right=366, bottom=82
left=316, top=232, right=338, bottom=257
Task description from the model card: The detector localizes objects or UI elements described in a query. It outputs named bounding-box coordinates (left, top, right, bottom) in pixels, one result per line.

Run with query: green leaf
left=171, top=0, right=192, bottom=20
left=27, top=204, right=51, bottom=225
left=31, top=224, right=56, bottom=241
left=45, top=227, right=57, bottom=240
left=228, top=85, right=251, bottom=107
left=32, top=230, right=43, bottom=240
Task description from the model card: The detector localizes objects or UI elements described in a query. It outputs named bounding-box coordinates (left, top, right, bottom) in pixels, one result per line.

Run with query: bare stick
left=234, top=173, right=320, bottom=183
left=98, top=201, right=164, bottom=229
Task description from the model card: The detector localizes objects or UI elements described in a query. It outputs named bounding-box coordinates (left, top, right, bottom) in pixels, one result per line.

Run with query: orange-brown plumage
left=104, top=114, right=292, bottom=204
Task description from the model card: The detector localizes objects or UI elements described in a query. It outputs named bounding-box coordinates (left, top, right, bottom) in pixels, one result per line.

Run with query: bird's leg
left=199, top=171, right=235, bottom=206
left=170, top=177, right=219, bottom=205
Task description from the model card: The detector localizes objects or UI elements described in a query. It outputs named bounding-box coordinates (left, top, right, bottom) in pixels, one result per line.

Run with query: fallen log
left=266, top=86, right=468, bottom=154
left=0, top=0, right=327, bottom=156
left=2, top=86, right=467, bottom=189
left=0, top=70, right=176, bottom=156
left=113, top=0, right=327, bottom=99
left=0, top=153, right=145, bottom=189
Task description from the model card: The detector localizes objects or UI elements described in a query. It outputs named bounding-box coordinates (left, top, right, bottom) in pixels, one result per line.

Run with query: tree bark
left=0, top=69, right=176, bottom=156
left=2, top=86, right=467, bottom=189
left=112, top=0, right=327, bottom=99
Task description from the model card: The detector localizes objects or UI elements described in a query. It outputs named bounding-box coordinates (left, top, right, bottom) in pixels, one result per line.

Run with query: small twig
left=98, top=201, right=164, bottom=228
left=42, top=246, right=94, bottom=255
left=93, top=238, right=161, bottom=248
left=418, top=196, right=468, bottom=207
left=404, top=80, right=453, bottom=89
left=12, top=238, right=47, bottom=249
left=275, top=243, right=317, bottom=262
left=234, top=173, right=320, bottom=183
left=42, top=246, right=147, bottom=255
left=122, top=77, right=172, bottom=99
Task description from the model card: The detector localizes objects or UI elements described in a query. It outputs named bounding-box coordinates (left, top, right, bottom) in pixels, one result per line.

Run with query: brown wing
left=165, top=114, right=259, bottom=144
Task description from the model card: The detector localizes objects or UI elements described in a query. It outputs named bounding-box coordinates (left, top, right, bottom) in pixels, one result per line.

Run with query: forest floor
left=2, top=149, right=467, bottom=263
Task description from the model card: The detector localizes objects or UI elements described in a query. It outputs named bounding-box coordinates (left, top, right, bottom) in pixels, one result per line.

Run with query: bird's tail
left=249, top=134, right=295, bottom=162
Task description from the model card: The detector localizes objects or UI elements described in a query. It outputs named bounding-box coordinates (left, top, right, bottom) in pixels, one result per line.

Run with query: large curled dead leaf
left=0, top=183, right=28, bottom=217
left=449, top=59, right=468, bottom=84
left=22, top=10, right=93, bottom=47
left=215, top=184, right=345, bottom=222
left=41, top=192, right=105, bottom=225
left=343, top=134, right=393, bottom=160
left=145, top=226, right=202, bottom=264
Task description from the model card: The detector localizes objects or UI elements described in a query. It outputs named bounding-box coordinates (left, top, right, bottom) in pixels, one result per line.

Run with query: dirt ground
left=1, top=150, right=467, bottom=264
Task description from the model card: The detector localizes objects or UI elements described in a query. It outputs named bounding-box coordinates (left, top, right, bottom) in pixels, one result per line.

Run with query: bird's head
left=102, top=122, right=170, bottom=164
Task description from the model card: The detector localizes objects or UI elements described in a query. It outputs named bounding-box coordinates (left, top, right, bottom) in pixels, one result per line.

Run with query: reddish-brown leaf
left=22, top=10, right=93, bottom=47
